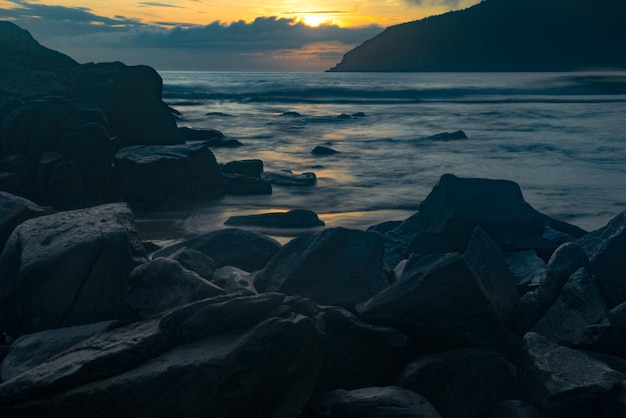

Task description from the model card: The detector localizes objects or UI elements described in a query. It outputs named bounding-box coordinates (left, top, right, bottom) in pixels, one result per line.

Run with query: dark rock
left=504, top=250, right=546, bottom=293
left=424, top=130, right=468, bottom=141
left=1, top=321, right=121, bottom=382
left=357, top=252, right=506, bottom=349
left=579, top=211, right=626, bottom=309
left=408, top=174, right=551, bottom=257
left=262, top=170, right=317, bottom=187
left=224, top=174, right=272, bottom=195
left=158, top=292, right=286, bottom=342
left=337, top=113, right=352, bottom=119
left=0, top=314, right=322, bottom=418
left=205, top=138, right=243, bottom=147
left=327, top=386, right=442, bottom=418
left=0, top=203, right=147, bottom=335
left=225, top=209, right=324, bottom=229
left=211, top=266, right=257, bottom=295
left=255, top=227, right=388, bottom=310
left=113, top=142, right=224, bottom=210
left=314, top=305, right=410, bottom=392
left=532, top=268, right=622, bottom=353
left=0, top=192, right=46, bottom=254
left=352, top=112, right=366, bottom=117
left=177, top=126, right=224, bottom=141
left=1, top=97, right=113, bottom=206
left=367, top=220, right=403, bottom=234
left=280, top=111, right=302, bottom=117
left=489, top=400, right=559, bottom=418
left=399, top=348, right=518, bottom=418
left=67, top=61, right=181, bottom=146
left=161, top=246, right=217, bottom=280
left=465, top=227, right=520, bottom=321
left=511, top=242, right=591, bottom=333
left=518, top=332, right=625, bottom=411
left=126, top=257, right=225, bottom=319
left=205, top=111, right=232, bottom=117
left=153, top=228, right=281, bottom=272
left=311, top=145, right=340, bottom=155
left=221, top=159, right=263, bottom=177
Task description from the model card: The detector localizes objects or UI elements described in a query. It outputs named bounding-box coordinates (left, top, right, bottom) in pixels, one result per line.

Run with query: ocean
left=136, top=71, right=626, bottom=244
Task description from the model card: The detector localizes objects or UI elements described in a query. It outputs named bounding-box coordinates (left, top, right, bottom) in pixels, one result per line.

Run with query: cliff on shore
left=329, top=0, right=626, bottom=72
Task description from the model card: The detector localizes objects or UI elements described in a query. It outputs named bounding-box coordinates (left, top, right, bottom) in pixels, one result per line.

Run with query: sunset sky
left=1, top=0, right=480, bottom=71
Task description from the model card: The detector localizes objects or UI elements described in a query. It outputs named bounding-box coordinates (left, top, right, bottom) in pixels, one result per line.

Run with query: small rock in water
left=311, top=145, right=340, bottom=155
left=424, top=130, right=468, bottom=141
left=262, top=170, right=317, bottom=187
left=280, top=111, right=302, bottom=117
left=337, top=113, right=352, bottom=119
left=178, top=126, right=225, bottom=141
left=225, top=209, right=325, bottom=229
left=352, top=112, right=366, bottom=118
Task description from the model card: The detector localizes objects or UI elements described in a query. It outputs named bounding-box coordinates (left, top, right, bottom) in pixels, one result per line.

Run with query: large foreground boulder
left=113, top=142, right=224, bottom=210
left=0, top=306, right=322, bottom=418
left=255, top=227, right=389, bottom=310
left=0, top=203, right=147, bottom=336
left=66, top=61, right=181, bottom=146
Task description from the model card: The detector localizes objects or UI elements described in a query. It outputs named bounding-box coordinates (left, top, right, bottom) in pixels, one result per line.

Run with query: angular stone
left=579, top=211, right=626, bottom=309
left=211, top=266, right=257, bottom=295
left=0, top=203, right=146, bottom=335
left=127, top=257, right=225, bottom=319
left=221, top=159, right=263, bottom=177
left=399, top=348, right=517, bottom=418
left=357, top=252, right=505, bottom=348
left=518, top=332, right=625, bottom=411
left=225, top=209, right=324, bottom=229
left=1, top=321, right=121, bottom=381
left=162, top=246, right=217, bottom=280
left=153, top=228, right=281, bottom=272
left=255, top=227, right=388, bottom=310
left=0, top=192, right=46, bottom=253
left=329, top=387, right=442, bottom=418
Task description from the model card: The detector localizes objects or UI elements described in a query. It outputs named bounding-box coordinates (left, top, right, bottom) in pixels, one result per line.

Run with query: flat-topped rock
left=225, top=209, right=324, bottom=229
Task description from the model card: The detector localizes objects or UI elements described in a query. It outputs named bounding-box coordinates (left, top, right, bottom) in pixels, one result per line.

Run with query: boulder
left=1, top=321, right=121, bottom=382
left=161, top=246, right=217, bottom=280
left=221, top=159, right=263, bottom=177
left=518, top=332, right=625, bottom=411
left=0, top=314, right=322, bottom=417
left=225, top=209, right=325, bottom=229
left=504, top=250, right=546, bottom=292
left=0, top=192, right=46, bottom=253
left=177, top=126, right=224, bottom=142
left=153, top=228, right=281, bottom=272
left=224, top=174, right=272, bottom=195
left=399, top=348, right=518, bottom=418
left=126, top=257, right=225, bottom=319
left=255, top=227, right=388, bottom=310
left=262, top=170, right=317, bottom=186
left=314, top=305, right=410, bottom=392
left=532, top=268, right=622, bottom=353
left=356, top=252, right=507, bottom=349
left=211, top=266, right=257, bottom=295
left=511, top=242, right=591, bottom=334
left=0, top=203, right=147, bottom=336
left=66, top=61, right=181, bottom=146
left=113, top=142, right=224, bottom=210
left=464, top=227, right=520, bottom=321
left=408, top=174, right=552, bottom=257
left=314, top=387, right=442, bottom=418
left=579, top=211, right=626, bottom=309
left=1, top=97, right=113, bottom=207
left=311, top=145, right=340, bottom=155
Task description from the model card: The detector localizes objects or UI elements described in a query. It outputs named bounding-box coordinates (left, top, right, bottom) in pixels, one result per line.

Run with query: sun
left=301, top=14, right=328, bottom=27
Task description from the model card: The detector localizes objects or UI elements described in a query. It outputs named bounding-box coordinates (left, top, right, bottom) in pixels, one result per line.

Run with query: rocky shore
left=2, top=21, right=626, bottom=417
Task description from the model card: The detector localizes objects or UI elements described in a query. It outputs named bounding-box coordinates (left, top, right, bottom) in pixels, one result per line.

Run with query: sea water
left=136, top=71, right=626, bottom=243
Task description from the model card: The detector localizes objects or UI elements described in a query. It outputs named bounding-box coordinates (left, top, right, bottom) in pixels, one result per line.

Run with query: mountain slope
left=329, top=0, right=626, bottom=72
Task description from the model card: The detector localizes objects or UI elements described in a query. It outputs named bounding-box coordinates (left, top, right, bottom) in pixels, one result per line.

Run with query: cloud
left=138, top=2, right=184, bottom=8
left=0, top=1, right=383, bottom=70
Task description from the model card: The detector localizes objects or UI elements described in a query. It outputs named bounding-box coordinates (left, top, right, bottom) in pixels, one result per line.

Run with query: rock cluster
left=1, top=172, right=626, bottom=417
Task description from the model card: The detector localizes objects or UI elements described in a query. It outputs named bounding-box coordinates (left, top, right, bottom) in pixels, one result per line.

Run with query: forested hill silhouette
left=329, top=0, right=626, bottom=72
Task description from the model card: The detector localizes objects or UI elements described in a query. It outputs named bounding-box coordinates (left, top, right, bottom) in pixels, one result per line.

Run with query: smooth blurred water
left=137, top=71, right=626, bottom=243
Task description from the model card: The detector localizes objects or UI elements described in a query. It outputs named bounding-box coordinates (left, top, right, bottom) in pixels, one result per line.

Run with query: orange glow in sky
left=15, top=0, right=479, bottom=28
